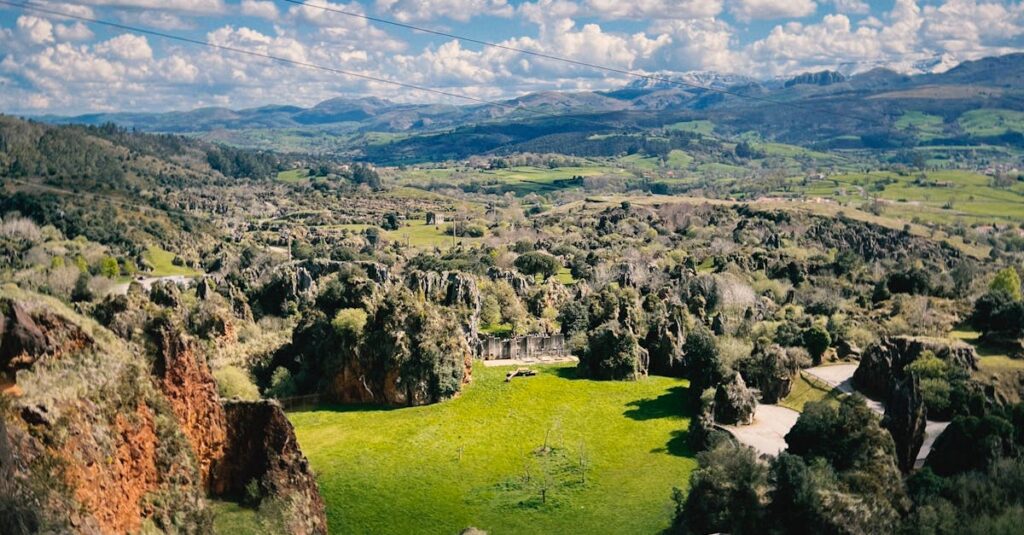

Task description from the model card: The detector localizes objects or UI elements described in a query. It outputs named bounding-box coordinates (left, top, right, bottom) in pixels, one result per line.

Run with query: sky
left=1, top=0, right=1023, bottom=114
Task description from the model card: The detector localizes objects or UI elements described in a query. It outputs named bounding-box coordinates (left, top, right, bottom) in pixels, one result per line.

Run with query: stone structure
left=477, top=334, right=568, bottom=360
left=713, top=373, right=758, bottom=425
left=854, top=336, right=977, bottom=400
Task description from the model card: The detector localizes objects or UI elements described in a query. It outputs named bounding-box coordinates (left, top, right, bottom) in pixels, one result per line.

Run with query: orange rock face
left=150, top=320, right=228, bottom=491
left=62, top=403, right=159, bottom=535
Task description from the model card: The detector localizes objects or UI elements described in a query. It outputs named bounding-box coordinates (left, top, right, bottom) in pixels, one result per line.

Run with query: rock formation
left=882, top=376, right=927, bottom=473
left=216, top=400, right=327, bottom=535
left=0, top=292, right=208, bottom=534
left=737, top=342, right=799, bottom=404
left=149, top=317, right=228, bottom=490
left=854, top=336, right=977, bottom=400
left=713, top=373, right=757, bottom=425
left=0, top=291, right=328, bottom=534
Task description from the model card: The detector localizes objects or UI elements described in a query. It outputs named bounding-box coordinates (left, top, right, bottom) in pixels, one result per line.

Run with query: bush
left=331, top=308, right=368, bottom=338
left=213, top=366, right=261, bottom=400
left=802, top=325, right=831, bottom=365
left=267, top=367, right=298, bottom=398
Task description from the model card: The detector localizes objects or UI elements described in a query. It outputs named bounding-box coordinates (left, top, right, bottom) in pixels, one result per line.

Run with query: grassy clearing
left=950, top=329, right=1024, bottom=370
left=290, top=362, right=695, bottom=535
left=665, top=120, right=714, bottom=135
left=385, top=221, right=484, bottom=249
left=276, top=168, right=310, bottom=183
left=143, top=245, right=200, bottom=277
left=210, top=501, right=263, bottom=535
left=778, top=372, right=840, bottom=412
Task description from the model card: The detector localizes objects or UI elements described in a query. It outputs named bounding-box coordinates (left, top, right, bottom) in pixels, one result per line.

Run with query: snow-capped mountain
left=624, top=71, right=757, bottom=91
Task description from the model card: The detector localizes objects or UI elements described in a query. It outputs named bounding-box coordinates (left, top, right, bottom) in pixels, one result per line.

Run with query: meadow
left=290, top=362, right=695, bottom=535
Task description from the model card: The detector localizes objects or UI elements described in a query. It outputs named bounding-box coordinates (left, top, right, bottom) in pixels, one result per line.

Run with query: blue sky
left=1, top=0, right=1022, bottom=114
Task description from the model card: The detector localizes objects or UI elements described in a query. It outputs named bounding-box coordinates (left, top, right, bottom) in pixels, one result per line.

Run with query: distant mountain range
left=27, top=53, right=1024, bottom=161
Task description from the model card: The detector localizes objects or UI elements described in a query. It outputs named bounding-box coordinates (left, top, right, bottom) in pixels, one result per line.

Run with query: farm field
left=290, top=362, right=695, bottom=535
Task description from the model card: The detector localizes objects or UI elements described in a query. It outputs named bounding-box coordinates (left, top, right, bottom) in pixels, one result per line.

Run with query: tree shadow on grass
left=299, top=403, right=397, bottom=414
left=551, top=366, right=581, bottom=380
left=649, top=430, right=693, bottom=458
left=623, top=386, right=690, bottom=421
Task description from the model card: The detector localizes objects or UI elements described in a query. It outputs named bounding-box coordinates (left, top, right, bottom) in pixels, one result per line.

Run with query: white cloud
left=17, top=16, right=55, bottom=45
left=922, top=0, right=1024, bottom=54
left=117, top=10, right=196, bottom=30
left=95, top=34, right=153, bottom=61
left=648, top=18, right=746, bottom=73
left=830, top=0, right=870, bottom=15
left=375, top=0, right=514, bottom=22
left=731, top=0, right=817, bottom=21
left=584, top=0, right=723, bottom=20
left=518, top=0, right=579, bottom=25
left=54, top=22, right=94, bottom=41
left=240, top=0, right=280, bottom=20
left=71, top=0, right=226, bottom=14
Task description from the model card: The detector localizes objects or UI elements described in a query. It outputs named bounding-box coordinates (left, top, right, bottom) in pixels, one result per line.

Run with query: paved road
left=718, top=404, right=801, bottom=456
left=805, top=364, right=885, bottom=414
left=804, top=363, right=949, bottom=465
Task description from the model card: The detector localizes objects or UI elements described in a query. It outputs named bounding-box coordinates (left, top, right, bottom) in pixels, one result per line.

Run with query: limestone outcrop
left=216, top=400, right=327, bottom=535
left=854, top=336, right=977, bottom=400
left=713, top=373, right=757, bottom=425
left=882, top=376, right=927, bottom=473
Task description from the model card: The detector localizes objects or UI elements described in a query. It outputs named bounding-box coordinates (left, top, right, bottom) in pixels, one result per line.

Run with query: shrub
left=990, top=267, right=1022, bottom=301
left=331, top=308, right=368, bottom=338
left=213, top=366, right=260, bottom=400
left=802, top=325, right=831, bottom=364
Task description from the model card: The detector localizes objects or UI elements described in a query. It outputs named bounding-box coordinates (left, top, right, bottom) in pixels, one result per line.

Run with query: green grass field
left=665, top=120, right=714, bottom=135
left=895, top=111, right=946, bottom=140
left=950, top=329, right=1024, bottom=370
left=290, top=362, right=695, bottom=535
left=385, top=221, right=485, bottom=249
left=959, top=109, right=1024, bottom=137
left=143, top=245, right=201, bottom=277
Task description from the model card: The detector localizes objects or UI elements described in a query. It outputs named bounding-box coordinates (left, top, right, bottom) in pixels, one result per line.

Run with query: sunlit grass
left=290, top=362, right=695, bottom=535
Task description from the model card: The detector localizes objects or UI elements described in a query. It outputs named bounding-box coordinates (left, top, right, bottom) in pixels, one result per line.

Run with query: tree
left=802, top=325, right=832, bottom=365
left=331, top=308, right=368, bottom=338
left=99, top=256, right=119, bottom=278
left=577, top=321, right=646, bottom=380
left=990, top=267, right=1022, bottom=301
left=71, top=272, right=93, bottom=302
left=381, top=213, right=400, bottom=231
left=683, top=328, right=724, bottom=399
left=350, top=163, right=381, bottom=190
left=514, top=251, right=561, bottom=281
left=675, top=439, right=768, bottom=535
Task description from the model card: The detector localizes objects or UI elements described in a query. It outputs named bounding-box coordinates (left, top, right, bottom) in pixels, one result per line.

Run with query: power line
left=277, top=0, right=880, bottom=125
left=0, top=0, right=612, bottom=128
left=1, top=0, right=853, bottom=164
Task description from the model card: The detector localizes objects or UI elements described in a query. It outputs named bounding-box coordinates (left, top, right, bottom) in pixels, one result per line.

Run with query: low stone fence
left=476, top=334, right=568, bottom=360
left=277, top=394, right=322, bottom=411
